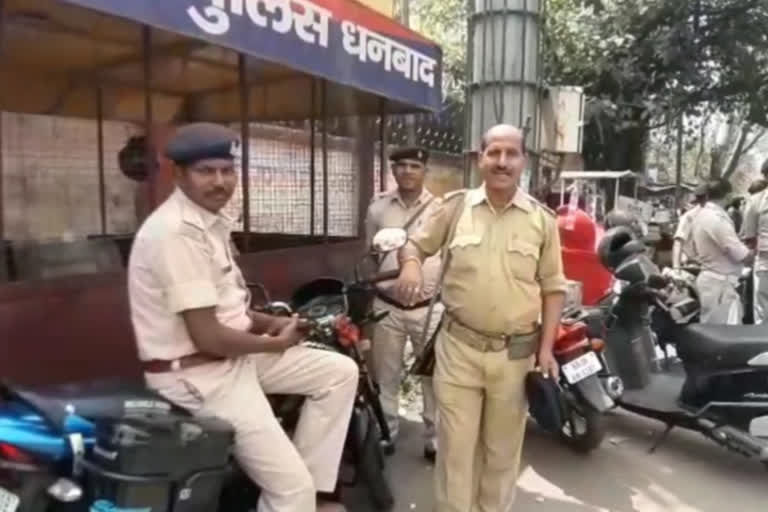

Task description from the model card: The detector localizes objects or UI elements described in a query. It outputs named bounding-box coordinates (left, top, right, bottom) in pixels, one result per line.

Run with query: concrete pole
left=466, top=0, right=543, bottom=188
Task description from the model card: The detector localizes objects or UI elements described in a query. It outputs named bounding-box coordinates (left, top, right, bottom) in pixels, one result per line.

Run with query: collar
left=173, top=188, right=234, bottom=230
left=392, top=187, right=433, bottom=208
left=467, top=184, right=533, bottom=213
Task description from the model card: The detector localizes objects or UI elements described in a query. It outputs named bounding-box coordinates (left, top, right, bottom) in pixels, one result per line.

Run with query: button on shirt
left=128, top=188, right=251, bottom=361
left=364, top=188, right=442, bottom=302
left=410, top=185, right=567, bottom=334
left=742, top=189, right=768, bottom=271
left=690, top=202, right=749, bottom=277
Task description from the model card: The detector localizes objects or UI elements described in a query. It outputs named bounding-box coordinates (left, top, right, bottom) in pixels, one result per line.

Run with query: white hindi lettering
left=187, top=2, right=436, bottom=87
left=188, top=0, right=330, bottom=47
left=342, top=20, right=436, bottom=87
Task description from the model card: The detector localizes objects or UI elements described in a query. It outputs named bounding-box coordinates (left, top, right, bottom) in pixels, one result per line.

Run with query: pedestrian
left=691, top=178, right=753, bottom=324
left=363, top=146, right=443, bottom=461
left=741, top=158, right=768, bottom=322
left=127, top=122, right=356, bottom=512
left=393, top=124, right=567, bottom=512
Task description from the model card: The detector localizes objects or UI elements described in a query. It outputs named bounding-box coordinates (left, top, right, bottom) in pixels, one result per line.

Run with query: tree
left=544, top=0, right=768, bottom=173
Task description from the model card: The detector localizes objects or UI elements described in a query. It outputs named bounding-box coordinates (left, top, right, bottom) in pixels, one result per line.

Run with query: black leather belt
left=376, top=292, right=434, bottom=311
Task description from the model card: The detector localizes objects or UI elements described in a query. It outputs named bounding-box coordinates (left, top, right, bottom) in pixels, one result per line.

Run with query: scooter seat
left=676, top=324, right=768, bottom=370
left=4, top=379, right=180, bottom=429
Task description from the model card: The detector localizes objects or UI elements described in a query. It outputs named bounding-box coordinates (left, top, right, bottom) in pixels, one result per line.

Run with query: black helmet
left=597, top=226, right=646, bottom=270
left=605, top=208, right=646, bottom=240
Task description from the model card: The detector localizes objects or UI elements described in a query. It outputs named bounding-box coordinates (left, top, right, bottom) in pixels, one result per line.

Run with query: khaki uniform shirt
left=128, top=188, right=252, bottom=361
left=364, top=188, right=442, bottom=302
left=742, top=190, right=768, bottom=271
left=690, top=202, right=749, bottom=277
left=410, top=185, right=567, bottom=334
left=674, top=205, right=702, bottom=262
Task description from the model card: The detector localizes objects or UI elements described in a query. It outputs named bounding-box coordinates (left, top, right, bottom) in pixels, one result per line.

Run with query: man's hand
left=537, top=349, right=560, bottom=380
left=276, top=316, right=305, bottom=351
left=394, top=261, right=423, bottom=306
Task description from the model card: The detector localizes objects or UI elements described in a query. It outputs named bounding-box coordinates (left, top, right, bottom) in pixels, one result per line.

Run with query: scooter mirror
left=372, top=228, right=408, bottom=254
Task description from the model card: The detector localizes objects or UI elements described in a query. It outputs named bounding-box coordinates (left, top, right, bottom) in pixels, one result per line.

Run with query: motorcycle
left=584, top=226, right=768, bottom=467
left=0, top=228, right=406, bottom=512
left=542, top=309, right=617, bottom=453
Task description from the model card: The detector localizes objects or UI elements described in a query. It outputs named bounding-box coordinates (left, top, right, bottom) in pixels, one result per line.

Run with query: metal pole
left=379, top=98, right=387, bottom=191
left=400, top=0, right=416, bottom=145
left=321, top=80, right=329, bottom=242
left=0, top=0, right=6, bottom=242
left=96, top=86, right=106, bottom=235
left=310, top=80, right=316, bottom=235
left=238, top=53, right=251, bottom=253
left=142, top=26, right=155, bottom=209
left=675, top=114, right=684, bottom=213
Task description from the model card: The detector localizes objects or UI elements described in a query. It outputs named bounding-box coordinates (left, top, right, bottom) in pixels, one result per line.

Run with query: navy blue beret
left=165, top=123, right=240, bottom=166
left=389, top=146, right=429, bottom=165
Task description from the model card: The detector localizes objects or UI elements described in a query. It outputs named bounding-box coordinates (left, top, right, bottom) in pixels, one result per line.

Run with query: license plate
left=0, top=486, right=19, bottom=512
left=562, top=351, right=602, bottom=385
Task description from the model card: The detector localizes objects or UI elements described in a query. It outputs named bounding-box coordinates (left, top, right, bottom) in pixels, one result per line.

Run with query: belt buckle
left=170, top=359, right=182, bottom=371
left=489, top=335, right=509, bottom=352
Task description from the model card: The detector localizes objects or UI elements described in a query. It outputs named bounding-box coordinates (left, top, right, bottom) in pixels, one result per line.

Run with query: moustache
left=206, top=188, right=231, bottom=197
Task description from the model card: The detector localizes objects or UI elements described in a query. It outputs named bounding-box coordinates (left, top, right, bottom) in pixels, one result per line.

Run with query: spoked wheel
left=558, top=396, right=605, bottom=453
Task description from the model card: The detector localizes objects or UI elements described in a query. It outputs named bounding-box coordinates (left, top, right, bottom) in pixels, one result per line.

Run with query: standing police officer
left=127, top=123, right=356, bottom=512
left=394, top=124, right=566, bottom=512
left=741, top=158, right=768, bottom=322
left=364, top=146, right=442, bottom=461
left=691, top=179, right=753, bottom=324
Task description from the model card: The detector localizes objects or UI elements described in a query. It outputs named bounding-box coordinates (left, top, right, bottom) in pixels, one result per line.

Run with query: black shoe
left=423, top=445, right=436, bottom=464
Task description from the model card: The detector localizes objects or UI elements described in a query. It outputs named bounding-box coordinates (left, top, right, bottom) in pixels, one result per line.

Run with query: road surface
left=346, top=410, right=766, bottom=511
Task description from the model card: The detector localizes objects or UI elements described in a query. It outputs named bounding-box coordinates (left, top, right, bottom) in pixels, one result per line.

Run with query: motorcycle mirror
left=372, top=228, right=408, bottom=254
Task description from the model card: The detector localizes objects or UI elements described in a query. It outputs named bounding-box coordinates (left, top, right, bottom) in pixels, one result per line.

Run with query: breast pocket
left=449, top=234, right=483, bottom=271
left=507, top=238, right=540, bottom=283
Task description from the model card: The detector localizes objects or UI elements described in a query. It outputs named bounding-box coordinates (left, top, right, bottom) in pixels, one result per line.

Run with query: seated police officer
left=127, top=123, right=356, bottom=512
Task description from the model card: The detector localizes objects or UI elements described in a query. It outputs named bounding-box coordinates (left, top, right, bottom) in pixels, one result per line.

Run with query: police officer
left=127, top=123, right=356, bottom=512
left=394, top=124, right=566, bottom=512
left=364, top=146, right=442, bottom=461
left=672, top=184, right=708, bottom=269
left=690, top=178, right=753, bottom=324
left=741, top=158, right=768, bottom=322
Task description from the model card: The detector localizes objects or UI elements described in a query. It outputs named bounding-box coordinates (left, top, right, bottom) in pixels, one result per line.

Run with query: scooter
left=0, top=229, right=406, bottom=512
left=587, top=226, right=768, bottom=467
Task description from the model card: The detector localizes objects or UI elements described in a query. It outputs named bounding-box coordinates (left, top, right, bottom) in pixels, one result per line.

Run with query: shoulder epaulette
left=524, top=192, right=556, bottom=217
left=442, top=188, right=468, bottom=202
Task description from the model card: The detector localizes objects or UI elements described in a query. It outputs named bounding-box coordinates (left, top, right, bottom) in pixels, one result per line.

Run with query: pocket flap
left=450, top=234, right=482, bottom=248
left=507, top=238, right=539, bottom=258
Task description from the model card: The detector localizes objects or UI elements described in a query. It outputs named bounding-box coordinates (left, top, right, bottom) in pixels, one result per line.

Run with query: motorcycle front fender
left=571, top=375, right=614, bottom=413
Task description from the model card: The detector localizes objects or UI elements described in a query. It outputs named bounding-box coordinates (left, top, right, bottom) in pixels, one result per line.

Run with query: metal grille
left=223, top=121, right=361, bottom=237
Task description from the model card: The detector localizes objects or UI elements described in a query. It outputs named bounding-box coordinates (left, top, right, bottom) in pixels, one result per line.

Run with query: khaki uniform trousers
left=433, top=327, right=534, bottom=512
left=696, top=270, right=743, bottom=325
left=144, top=346, right=358, bottom=512
left=370, top=297, right=443, bottom=443
left=753, top=270, right=768, bottom=324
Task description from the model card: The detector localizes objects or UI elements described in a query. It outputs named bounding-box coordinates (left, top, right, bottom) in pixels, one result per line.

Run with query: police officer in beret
left=364, top=146, right=443, bottom=461
left=127, top=123, right=356, bottom=512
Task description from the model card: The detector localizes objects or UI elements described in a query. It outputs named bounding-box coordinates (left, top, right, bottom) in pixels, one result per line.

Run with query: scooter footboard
left=573, top=375, right=614, bottom=413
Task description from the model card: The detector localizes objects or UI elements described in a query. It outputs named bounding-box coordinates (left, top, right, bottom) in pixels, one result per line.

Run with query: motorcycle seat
left=676, top=324, right=768, bottom=370
left=4, top=379, right=181, bottom=430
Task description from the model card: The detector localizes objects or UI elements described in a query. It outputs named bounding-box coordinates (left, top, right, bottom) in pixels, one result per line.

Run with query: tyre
left=558, top=397, right=606, bottom=453
left=358, top=418, right=394, bottom=511
left=13, top=474, right=52, bottom=512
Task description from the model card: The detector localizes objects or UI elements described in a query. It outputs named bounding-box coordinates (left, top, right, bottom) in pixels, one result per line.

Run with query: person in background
left=690, top=179, right=753, bottom=324
left=394, top=124, right=566, bottom=512
left=740, top=159, right=768, bottom=323
left=363, top=146, right=442, bottom=461
left=672, top=184, right=708, bottom=269
left=127, top=123, right=356, bottom=512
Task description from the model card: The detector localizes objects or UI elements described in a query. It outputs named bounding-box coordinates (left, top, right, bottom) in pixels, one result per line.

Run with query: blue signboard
left=58, top=0, right=443, bottom=111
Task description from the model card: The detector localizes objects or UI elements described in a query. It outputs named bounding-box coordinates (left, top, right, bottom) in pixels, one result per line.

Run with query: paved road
left=346, top=410, right=766, bottom=512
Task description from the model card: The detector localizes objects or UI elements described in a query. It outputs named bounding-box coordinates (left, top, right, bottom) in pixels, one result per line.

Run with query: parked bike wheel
left=348, top=404, right=394, bottom=511
left=558, top=397, right=605, bottom=453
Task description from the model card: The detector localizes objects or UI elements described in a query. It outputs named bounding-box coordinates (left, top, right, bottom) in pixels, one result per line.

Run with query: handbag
left=408, top=192, right=467, bottom=377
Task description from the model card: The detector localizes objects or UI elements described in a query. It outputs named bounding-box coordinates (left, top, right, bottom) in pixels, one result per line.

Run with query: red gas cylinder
left=556, top=206, right=614, bottom=305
